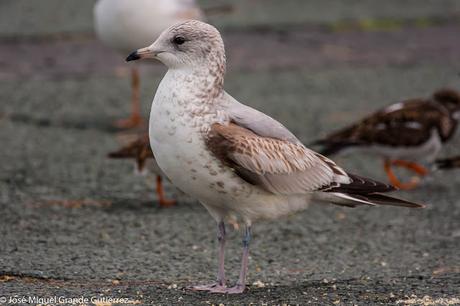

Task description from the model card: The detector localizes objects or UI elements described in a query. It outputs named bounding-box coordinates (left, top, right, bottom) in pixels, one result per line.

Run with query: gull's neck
left=165, top=53, right=226, bottom=106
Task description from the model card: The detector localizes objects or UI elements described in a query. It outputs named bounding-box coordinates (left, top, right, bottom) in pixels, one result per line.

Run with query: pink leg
left=209, top=226, right=251, bottom=294
left=191, top=221, right=227, bottom=291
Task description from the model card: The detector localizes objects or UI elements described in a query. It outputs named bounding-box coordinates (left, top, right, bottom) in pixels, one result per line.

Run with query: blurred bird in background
left=108, top=134, right=176, bottom=207
left=94, top=0, right=205, bottom=129
left=435, top=155, right=460, bottom=170
left=312, top=89, right=460, bottom=189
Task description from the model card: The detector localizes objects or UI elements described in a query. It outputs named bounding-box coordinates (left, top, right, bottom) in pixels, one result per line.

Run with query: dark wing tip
left=366, top=193, right=426, bottom=208
left=327, top=173, right=396, bottom=194
left=322, top=173, right=425, bottom=208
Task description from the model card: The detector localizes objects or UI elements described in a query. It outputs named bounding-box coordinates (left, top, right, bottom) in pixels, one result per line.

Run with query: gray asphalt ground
left=1, top=1, right=460, bottom=305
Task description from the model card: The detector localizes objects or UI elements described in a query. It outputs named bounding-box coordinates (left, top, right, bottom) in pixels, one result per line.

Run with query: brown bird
left=108, top=134, right=175, bottom=207
left=435, top=155, right=460, bottom=170
left=312, top=89, right=460, bottom=189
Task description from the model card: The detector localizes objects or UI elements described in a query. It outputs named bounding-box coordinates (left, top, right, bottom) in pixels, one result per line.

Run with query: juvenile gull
left=312, top=89, right=460, bottom=189
left=126, top=20, right=424, bottom=294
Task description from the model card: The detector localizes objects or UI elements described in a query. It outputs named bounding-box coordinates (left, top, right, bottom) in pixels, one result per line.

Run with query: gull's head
left=126, top=20, right=225, bottom=70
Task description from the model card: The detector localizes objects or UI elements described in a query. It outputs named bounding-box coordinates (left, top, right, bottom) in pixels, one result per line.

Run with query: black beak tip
left=126, top=51, right=140, bottom=62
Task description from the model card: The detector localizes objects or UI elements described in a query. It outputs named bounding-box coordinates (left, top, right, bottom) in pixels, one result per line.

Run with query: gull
left=126, top=20, right=424, bottom=294
left=108, top=134, right=175, bottom=207
left=94, top=0, right=204, bottom=128
left=312, top=89, right=460, bottom=189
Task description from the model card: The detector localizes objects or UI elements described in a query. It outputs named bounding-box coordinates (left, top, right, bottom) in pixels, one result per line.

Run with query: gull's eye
left=172, top=36, right=186, bottom=45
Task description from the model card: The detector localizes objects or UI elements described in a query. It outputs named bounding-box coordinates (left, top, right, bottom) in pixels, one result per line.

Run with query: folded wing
left=206, top=120, right=423, bottom=208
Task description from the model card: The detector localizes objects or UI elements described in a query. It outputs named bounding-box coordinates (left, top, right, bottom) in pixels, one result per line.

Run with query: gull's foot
left=213, top=284, right=245, bottom=294
left=190, top=283, right=226, bottom=292
left=114, top=113, right=145, bottom=129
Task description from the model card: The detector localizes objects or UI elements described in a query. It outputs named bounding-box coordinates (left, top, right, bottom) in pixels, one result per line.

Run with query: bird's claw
left=190, top=283, right=226, bottom=292
left=190, top=283, right=245, bottom=294
left=214, top=284, right=245, bottom=294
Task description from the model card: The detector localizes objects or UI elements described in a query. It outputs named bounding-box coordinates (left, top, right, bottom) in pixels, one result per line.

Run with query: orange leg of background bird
left=391, top=159, right=429, bottom=176
left=383, top=159, right=428, bottom=190
left=155, top=176, right=175, bottom=207
left=115, top=68, right=144, bottom=129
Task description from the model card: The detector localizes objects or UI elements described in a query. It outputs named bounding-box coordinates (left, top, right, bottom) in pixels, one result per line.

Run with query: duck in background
left=94, top=0, right=204, bottom=129
left=312, top=89, right=460, bottom=189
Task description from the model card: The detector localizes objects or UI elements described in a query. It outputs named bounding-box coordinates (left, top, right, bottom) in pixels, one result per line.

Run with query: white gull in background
left=94, top=0, right=204, bottom=128
left=126, top=20, right=424, bottom=294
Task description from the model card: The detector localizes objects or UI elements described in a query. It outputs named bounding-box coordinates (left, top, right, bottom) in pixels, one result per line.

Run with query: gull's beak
left=126, top=46, right=163, bottom=62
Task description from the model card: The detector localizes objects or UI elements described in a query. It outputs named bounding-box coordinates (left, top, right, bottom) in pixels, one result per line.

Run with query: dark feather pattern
left=107, top=134, right=153, bottom=172
left=320, top=173, right=395, bottom=194
left=207, top=122, right=424, bottom=208
left=312, top=89, right=460, bottom=156
left=435, top=155, right=460, bottom=170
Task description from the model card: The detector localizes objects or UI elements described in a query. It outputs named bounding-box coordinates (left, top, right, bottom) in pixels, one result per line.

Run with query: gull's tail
left=316, top=173, right=425, bottom=208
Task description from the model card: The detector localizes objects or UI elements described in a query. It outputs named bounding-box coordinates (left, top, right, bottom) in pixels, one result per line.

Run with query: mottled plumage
left=312, top=89, right=460, bottom=189
left=313, top=89, right=460, bottom=161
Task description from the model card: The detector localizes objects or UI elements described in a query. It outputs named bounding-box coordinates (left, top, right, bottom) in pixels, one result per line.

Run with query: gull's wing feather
left=225, top=93, right=301, bottom=144
left=207, top=108, right=423, bottom=208
left=206, top=122, right=346, bottom=194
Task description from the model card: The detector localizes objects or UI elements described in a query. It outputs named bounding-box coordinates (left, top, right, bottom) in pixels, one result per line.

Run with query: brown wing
left=314, top=98, right=456, bottom=155
left=345, top=100, right=443, bottom=145
left=206, top=122, right=348, bottom=195
left=206, top=122, right=423, bottom=208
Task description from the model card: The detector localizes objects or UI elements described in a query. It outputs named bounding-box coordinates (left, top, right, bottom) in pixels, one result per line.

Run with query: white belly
left=147, top=66, right=313, bottom=223
left=148, top=92, right=310, bottom=223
